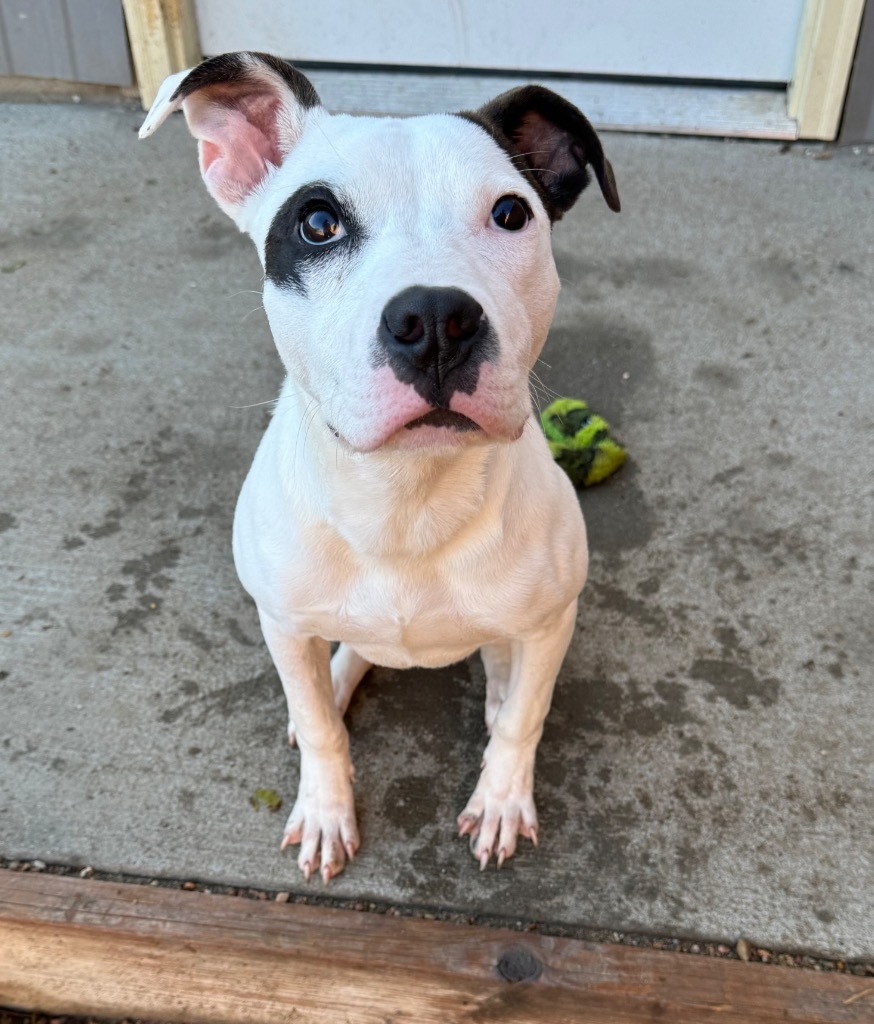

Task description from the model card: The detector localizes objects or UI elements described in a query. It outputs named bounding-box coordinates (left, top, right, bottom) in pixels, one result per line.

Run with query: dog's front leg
left=459, top=599, right=577, bottom=869
left=258, top=612, right=359, bottom=883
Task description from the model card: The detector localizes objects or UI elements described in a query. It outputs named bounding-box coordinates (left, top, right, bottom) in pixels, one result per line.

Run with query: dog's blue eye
left=492, top=196, right=530, bottom=231
left=300, top=206, right=345, bottom=245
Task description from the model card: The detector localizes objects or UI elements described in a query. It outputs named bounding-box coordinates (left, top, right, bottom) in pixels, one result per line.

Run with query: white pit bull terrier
left=141, top=52, right=620, bottom=883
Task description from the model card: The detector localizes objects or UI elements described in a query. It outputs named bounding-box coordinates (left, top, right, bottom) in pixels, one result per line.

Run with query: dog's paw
left=457, top=778, right=538, bottom=870
left=281, top=764, right=359, bottom=883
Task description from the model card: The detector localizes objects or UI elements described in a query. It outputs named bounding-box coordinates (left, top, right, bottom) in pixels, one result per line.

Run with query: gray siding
left=0, top=0, right=131, bottom=85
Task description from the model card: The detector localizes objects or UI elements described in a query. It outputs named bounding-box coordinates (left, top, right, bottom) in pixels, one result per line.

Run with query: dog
left=141, top=51, right=620, bottom=883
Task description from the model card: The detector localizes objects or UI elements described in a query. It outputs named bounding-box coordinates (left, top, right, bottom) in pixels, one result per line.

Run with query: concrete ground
left=1, top=99, right=872, bottom=960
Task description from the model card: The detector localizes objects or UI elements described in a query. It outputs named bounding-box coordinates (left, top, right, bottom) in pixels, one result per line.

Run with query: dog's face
left=142, top=53, right=619, bottom=453
left=253, top=112, right=565, bottom=452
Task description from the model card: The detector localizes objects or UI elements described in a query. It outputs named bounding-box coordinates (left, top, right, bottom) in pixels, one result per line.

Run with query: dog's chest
left=284, top=536, right=509, bottom=668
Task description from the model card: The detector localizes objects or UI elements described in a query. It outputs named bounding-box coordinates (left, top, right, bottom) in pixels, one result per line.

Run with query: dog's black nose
left=380, top=286, right=484, bottom=376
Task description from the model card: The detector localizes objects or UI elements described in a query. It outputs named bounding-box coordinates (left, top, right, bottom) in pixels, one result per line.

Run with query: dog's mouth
left=325, top=407, right=494, bottom=453
left=404, top=409, right=480, bottom=433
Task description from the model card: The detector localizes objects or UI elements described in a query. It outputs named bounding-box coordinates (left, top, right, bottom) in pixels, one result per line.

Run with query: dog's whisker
left=529, top=369, right=561, bottom=402
left=229, top=398, right=278, bottom=410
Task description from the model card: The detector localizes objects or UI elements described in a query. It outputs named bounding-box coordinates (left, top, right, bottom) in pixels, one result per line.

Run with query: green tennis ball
left=540, top=398, right=627, bottom=488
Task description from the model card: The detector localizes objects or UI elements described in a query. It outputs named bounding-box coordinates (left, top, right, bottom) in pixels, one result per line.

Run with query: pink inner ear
left=186, top=90, right=285, bottom=210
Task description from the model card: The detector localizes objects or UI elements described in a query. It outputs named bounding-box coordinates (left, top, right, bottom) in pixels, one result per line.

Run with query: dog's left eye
left=491, top=196, right=530, bottom=231
left=300, top=205, right=347, bottom=245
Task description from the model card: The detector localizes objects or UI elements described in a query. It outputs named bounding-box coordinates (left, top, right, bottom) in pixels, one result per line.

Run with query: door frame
left=788, top=0, right=867, bottom=139
left=122, top=0, right=866, bottom=138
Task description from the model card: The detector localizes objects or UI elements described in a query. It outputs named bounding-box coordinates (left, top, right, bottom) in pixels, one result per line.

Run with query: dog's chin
left=331, top=410, right=526, bottom=454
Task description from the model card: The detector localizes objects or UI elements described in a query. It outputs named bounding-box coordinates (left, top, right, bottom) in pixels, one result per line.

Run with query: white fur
left=143, top=60, right=590, bottom=881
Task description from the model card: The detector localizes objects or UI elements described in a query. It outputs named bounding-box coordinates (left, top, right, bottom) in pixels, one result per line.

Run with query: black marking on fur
left=405, top=410, right=480, bottom=432
left=265, top=182, right=365, bottom=294
left=456, top=85, right=620, bottom=220
left=171, top=51, right=320, bottom=109
left=375, top=285, right=497, bottom=406
left=457, top=109, right=553, bottom=215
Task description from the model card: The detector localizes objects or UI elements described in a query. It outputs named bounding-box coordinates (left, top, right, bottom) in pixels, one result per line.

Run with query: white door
left=195, top=0, right=805, bottom=83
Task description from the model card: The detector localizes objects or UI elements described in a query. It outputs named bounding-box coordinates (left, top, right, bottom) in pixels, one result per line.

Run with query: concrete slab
left=1, top=101, right=872, bottom=958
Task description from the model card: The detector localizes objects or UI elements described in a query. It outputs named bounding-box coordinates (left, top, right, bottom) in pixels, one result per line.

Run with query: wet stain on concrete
left=754, top=253, right=806, bottom=303
left=572, top=676, right=700, bottom=737
left=694, top=521, right=816, bottom=584
left=0, top=512, right=18, bottom=533
left=121, top=542, right=181, bottom=593
left=184, top=214, right=253, bottom=261
left=554, top=252, right=693, bottom=292
left=179, top=623, right=214, bottom=652
left=382, top=775, right=438, bottom=838
left=693, top=363, right=741, bottom=390
left=580, top=466, right=659, bottom=565
left=766, top=451, right=795, bottom=470
left=710, top=465, right=745, bottom=487
left=587, top=580, right=670, bottom=634
left=543, top=313, right=656, bottom=426
left=159, top=668, right=280, bottom=727
left=356, top=663, right=471, bottom=761
left=690, top=659, right=780, bottom=709
left=178, top=788, right=196, bottom=811
left=226, top=616, right=257, bottom=647
left=112, top=595, right=165, bottom=634
left=123, top=471, right=150, bottom=508
left=81, top=508, right=123, bottom=540
left=179, top=503, right=222, bottom=520
left=8, top=213, right=93, bottom=252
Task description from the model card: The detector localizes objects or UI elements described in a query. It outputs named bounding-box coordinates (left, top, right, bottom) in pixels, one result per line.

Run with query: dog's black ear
left=467, top=85, right=620, bottom=220
left=139, top=52, right=320, bottom=223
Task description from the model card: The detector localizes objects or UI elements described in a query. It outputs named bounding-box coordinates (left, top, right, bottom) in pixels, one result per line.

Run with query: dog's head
left=142, top=52, right=619, bottom=453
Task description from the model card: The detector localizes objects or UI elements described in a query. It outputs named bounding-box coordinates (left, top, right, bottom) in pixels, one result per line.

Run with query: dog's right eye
left=300, top=205, right=347, bottom=245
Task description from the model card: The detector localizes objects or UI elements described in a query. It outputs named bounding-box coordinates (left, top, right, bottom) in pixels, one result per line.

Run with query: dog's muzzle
left=378, top=285, right=494, bottom=405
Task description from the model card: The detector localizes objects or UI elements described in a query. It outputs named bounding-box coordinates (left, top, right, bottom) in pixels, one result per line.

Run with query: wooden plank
left=788, top=0, right=866, bottom=140
left=1, top=871, right=872, bottom=1024
left=121, top=0, right=200, bottom=109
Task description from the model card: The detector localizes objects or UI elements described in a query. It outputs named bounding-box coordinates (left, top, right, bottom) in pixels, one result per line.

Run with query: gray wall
left=0, top=0, right=131, bottom=86
left=840, top=0, right=874, bottom=144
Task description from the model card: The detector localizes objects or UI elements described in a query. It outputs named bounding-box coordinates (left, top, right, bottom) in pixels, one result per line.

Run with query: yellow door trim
left=789, top=0, right=867, bottom=140
left=122, top=0, right=200, bottom=109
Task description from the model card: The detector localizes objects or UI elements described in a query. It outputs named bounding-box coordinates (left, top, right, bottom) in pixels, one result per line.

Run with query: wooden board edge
left=788, top=0, right=866, bottom=140
left=1, top=870, right=873, bottom=1024
left=121, top=0, right=200, bottom=110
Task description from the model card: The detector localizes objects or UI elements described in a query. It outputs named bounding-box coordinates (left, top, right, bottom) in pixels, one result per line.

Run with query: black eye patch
left=265, top=182, right=364, bottom=294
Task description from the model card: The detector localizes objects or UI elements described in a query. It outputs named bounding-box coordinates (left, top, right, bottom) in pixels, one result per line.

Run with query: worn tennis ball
left=540, top=397, right=627, bottom=488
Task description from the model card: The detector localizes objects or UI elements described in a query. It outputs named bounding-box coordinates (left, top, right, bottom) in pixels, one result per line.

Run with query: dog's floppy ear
left=468, top=85, right=620, bottom=220
left=139, top=52, right=320, bottom=223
